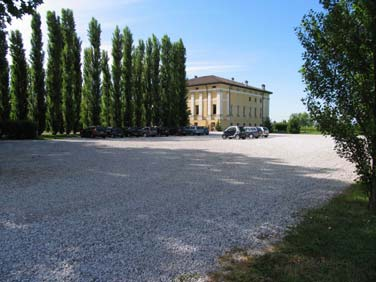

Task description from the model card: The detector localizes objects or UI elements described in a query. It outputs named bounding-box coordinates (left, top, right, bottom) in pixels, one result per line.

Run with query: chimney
left=245, top=80, right=248, bottom=86
left=194, top=75, right=198, bottom=78
left=231, top=77, right=235, bottom=81
left=261, top=84, right=266, bottom=90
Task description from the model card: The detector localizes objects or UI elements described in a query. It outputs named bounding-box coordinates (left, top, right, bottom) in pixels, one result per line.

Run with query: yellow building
left=187, top=75, right=273, bottom=130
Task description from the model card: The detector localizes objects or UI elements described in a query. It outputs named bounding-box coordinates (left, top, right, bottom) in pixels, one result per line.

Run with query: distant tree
left=151, top=35, right=160, bottom=126
left=297, top=0, right=376, bottom=210
left=0, top=26, right=10, bottom=121
left=215, top=120, right=222, bottom=131
left=87, top=18, right=101, bottom=126
left=172, top=39, right=188, bottom=127
left=144, top=37, right=153, bottom=126
left=61, top=9, right=77, bottom=134
left=9, top=30, right=28, bottom=120
left=273, top=121, right=288, bottom=133
left=46, top=11, right=63, bottom=134
left=133, top=39, right=145, bottom=127
left=29, top=12, right=45, bottom=134
left=263, top=116, right=272, bottom=132
left=287, top=114, right=301, bottom=134
left=100, top=50, right=112, bottom=127
left=72, top=35, right=82, bottom=132
left=111, top=26, right=122, bottom=127
left=121, top=26, right=133, bottom=127
left=80, top=48, right=92, bottom=128
left=290, top=112, right=313, bottom=128
left=0, top=0, right=43, bottom=25
left=160, top=35, right=173, bottom=127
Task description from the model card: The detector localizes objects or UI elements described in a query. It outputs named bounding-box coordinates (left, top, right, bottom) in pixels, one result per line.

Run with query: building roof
left=187, top=75, right=273, bottom=94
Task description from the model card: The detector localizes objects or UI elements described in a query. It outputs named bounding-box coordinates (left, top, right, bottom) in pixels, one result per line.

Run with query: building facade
left=187, top=75, right=272, bottom=130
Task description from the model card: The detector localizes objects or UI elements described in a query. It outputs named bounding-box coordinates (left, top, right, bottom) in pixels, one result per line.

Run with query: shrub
left=263, top=117, right=273, bottom=132
left=0, top=120, right=37, bottom=139
left=273, top=121, right=288, bottom=133
left=215, top=120, right=222, bottom=131
left=288, top=116, right=301, bottom=134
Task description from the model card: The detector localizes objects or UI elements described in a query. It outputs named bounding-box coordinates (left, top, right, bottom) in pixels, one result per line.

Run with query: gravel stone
left=0, top=134, right=355, bottom=281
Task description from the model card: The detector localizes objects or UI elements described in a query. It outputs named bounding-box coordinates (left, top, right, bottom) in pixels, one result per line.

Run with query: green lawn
left=40, top=133, right=80, bottom=140
left=300, top=126, right=322, bottom=135
left=209, top=184, right=376, bottom=282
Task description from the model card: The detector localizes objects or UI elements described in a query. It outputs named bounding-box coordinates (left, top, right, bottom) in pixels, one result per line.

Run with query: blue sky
left=10, top=0, right=323, bottom=121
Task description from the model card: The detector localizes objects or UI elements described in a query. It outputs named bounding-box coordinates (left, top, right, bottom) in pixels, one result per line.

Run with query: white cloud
left=186, top=61, right=245, bottom=78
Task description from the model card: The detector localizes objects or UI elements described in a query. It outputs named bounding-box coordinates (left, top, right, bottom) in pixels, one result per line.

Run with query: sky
left=8, top=0, right=323, bottom=121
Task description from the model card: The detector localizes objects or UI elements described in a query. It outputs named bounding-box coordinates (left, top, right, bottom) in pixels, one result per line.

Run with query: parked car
left=181, top=126, right=195, bottom=136
left=191, top=126, right=205, bottom=135
left=244, top=126, right=261, bottom=139
left=106, top=127, right=124, bottom=138
left=80, top=126, right=107, bottom=138
left=157, top=127, right=170, bottom=136
left=261, top=127, right=270, bottom=138
left=126, top=127, right=144, bottom=137
left=142, top=127, right=158, bottom=137
left=222, top=126, right=247, bottom=139
left=203, top=127, right=209, bottom=135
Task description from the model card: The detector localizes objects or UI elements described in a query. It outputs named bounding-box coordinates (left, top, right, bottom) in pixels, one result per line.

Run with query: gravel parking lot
left=0, top=134, right=355, bottom=281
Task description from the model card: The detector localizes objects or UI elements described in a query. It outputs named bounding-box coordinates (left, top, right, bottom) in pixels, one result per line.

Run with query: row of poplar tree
left=0, top=9, right=189, bottom=135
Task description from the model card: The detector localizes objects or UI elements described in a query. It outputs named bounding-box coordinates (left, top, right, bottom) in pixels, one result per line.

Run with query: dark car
left=222, top=126, right=247, bottom=139
left=142, top=127, right=158, bottom=137
left=80, top=126, right=107, bottom=138
left=182, top=126, right=195, bottom=136
left=157, top=127, right=170, bottom=136
left=244, top=126, right=261, bottom=139
left=126, top=127, right=144, bottom=137
left=203, top=127, right=209, bottom=135
left=106, top=127, right=124, bottom=138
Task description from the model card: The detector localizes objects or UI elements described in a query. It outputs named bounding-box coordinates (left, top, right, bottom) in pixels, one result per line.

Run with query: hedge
left=0, top=120, right=37, bottom=139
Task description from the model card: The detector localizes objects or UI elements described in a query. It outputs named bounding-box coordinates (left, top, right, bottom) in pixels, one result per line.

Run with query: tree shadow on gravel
left=0, top=139, right=351, bottom=281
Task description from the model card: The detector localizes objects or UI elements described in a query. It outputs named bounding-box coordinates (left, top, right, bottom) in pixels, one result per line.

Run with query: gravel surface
left=0, top=134, right=355, bottom=281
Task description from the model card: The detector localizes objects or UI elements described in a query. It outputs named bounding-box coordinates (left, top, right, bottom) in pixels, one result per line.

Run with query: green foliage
left=72, top=34, right=82, bottom=132
left=291, top=112, right=313, bottom=127
left=263, top=116, right=272, bottom=132
left=0, top=0, right=43, bottom=25
left=9, top=30, right=28, bottom=121
left=30, top=13, right=45, bottom=135
left=122, top=26, right=133, bottom=127
left=111, top=26, right=122, bottom=127
left=273, top=121, right=288, bottom=133
left=61, top=9, right=76, bottom=134
left=210, top=184, right=376, bottom=282
left=160, top=35, right=173, bottom=127
left=144, top=37, right=153, bottom=126
left=46, top=11, right=63, bottom=134
left=297, top=0, right=376, bottom=209
left=0, top=120, right=37, bottom=139
left=0, top=27, right=10, bottom=122
left=80, top=48, right=92, bottom=128
left=100, top=50, right=112, bottom=127
left=87, top=17, right=101, bottom=126
left=288, top=114, right=301, bottom=134
left=151, top=34, right=160, bottom=126
left=133, top=40, right=145, bottom=127
left=215, top=120, right=222, bottom=131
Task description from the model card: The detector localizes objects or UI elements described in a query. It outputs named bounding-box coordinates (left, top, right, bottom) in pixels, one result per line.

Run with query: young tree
left=46, top=11, right=63, bottom=134
left=297, top=0, right=376, bottom=210
left=151, top=35, right=160, bottom=126
left=144, top=37, right=153, bottom=126
left=287, top=114, right=301, bottom=134
left=263, top=116, right=272, bottom=132
left=61, top=9, right=77, bottom=134
left=0, top=0, right=43, bottom=25
left=111, top=26, right=122, bottom=127
left=133, top=40, right=145, bottom=127
left=172, top=39, right=188, bottom=127
left=87, top=18, right=101, bottom=126
left=72, top=35, right=82, bottom=132
left=9, top=30, right=28, bottom=120
left=121, top=26, right=133, bottom=127
left=30, top=12, right=45, bottom=134
left=0, top=26, right=10, bottom=121
left=100, top=50, right=112, bottom=127
left=80, top=48, right=92, bottom=128
left=160, top=35, right=173, bottom=127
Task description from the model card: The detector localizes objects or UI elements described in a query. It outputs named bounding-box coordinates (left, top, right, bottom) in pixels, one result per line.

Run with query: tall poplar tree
left=0, top=25, right=10, bottom=121
left=172, top=39, right=188, bottom=126
left=133, top=40, right=145, bottom=127
left=144, top=37, right=153, bottom=126
left=122, top=26, right=133, bottom=127
left=160, top=35, right=173, bottom=127
left=100, top=50, right=112, bottom=126
left=80, top=48, right=92, bottom=128
left=61, top=9, right=76, bottom=134
left=9, top=30, right=28, bottom=120
left=111, top=26, right=122, bottom=127
left=46, top=11, right=63, bottom=134
left=30, top=13, right=45, bottom=134
left=87, top=18, right=101, bottom=126
left=151, top=35, right=160, bottom=126
left=72, top=35, right=82, bottom=132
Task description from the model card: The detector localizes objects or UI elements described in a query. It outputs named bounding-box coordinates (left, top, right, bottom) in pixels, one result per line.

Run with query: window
left=213, top=104, right=217, bottom=115
left=249, top=97, right=252, bottom=102
left=195, top=87, right=199, bottom=90
left=194, top=122, right=198, bottom=126
left=260, top=110, right=262, bottom=118
left=260, top=98, right=262, bottom=103
left=195, top=105, right=199, bottom=115
left=249, top=107, right=252, bottom=117
left=243, top=123, right=246, bottom=126
left=230, top=123, right=233, bottom=126
left=243, top=106, right=246, bottom=117
left=254, top=108, right=257, bottom=117
left=237, top=105, right=240, bottom=117
left=212, top=86, right=216, bottom=88
left=230, top=105, right=233, bottom=116
left=255, top=98, right=257, bottom=102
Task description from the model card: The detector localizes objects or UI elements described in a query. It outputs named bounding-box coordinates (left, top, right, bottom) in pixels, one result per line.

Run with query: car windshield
left=239, top=126, right=245, bottom=132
